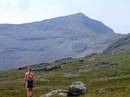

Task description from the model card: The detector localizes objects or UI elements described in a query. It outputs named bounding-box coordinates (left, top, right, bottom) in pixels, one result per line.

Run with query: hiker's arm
left=33, top=73, right=35, bottom=81
left=33, top=73, right=36, bottom=87
left=24, top=73, right=27, bottom=82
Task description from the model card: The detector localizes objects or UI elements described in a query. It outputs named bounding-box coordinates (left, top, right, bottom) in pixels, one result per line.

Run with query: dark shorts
left=27, top=80, right=33, bottom=89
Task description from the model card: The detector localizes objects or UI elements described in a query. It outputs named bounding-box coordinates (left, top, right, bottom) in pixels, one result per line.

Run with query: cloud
left=0, top=0, right=30, bottom=12
left=18, top=0, right=30, bottom=11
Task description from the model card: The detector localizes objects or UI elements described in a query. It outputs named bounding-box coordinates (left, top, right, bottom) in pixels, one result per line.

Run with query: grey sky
left=0, top=0, right=129, bottom=34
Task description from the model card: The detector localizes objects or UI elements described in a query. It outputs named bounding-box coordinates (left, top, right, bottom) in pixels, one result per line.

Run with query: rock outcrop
left=40, top=81, right=87, bottom=97
left=40, top=89, right=68, bottom=97
left=68, top=81, right=87, bottom=96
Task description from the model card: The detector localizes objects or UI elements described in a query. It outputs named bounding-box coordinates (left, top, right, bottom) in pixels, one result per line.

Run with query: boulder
left=40, top=81, right=87, bottom=97
left=40, top=89, right=68, bottom=97
left=58, top=93, right=68, bottom=96
left=100, top=61, right=110, bottom=65
left=68, top=81, right=87, bottom=96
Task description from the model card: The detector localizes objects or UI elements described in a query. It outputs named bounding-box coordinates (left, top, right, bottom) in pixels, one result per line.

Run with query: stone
left=40, top=89, right=68, bottom=97
left=58, top=93, right=68, bottom=96
left=97, top=88, right=107, bottom=94
left=68, top=81, right=87, bottom=96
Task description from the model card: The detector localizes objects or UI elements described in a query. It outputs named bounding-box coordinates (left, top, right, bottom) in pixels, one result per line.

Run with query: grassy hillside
left=0, top=52, right=130, bottom=97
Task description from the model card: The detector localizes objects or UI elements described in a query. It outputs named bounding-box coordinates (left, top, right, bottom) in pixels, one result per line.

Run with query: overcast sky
left=0, top=0, right=130, bottom=34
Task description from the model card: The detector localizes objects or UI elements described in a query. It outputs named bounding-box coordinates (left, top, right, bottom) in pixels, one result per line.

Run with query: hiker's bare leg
left=27, top=88, right=32, bottom=97
left=26, top=83, right=29, bottom=97
left=29, top=90, right=32, bottom=97
left=27, top=88, right=30, bottom=97
left=28, top=88, right=32, bottom=97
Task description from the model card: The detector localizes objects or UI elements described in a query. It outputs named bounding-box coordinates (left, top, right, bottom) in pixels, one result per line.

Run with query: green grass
left=0, top=52, right=130, bottom=97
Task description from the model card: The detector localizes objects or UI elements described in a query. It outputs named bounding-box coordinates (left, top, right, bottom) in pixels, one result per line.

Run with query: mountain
left=103, top=34, right=130, bottom=54
left=0, top=13, right=121, bottom=69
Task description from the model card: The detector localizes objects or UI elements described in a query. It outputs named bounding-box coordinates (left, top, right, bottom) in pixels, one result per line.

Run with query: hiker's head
left=27, top=67, right=32, bottom=72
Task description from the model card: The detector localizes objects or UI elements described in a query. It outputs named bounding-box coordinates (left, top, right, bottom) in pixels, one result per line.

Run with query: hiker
left=24, top=67, right=35, bottom=97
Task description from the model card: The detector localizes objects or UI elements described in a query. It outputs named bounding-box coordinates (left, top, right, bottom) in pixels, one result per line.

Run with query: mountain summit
left=0, top=13, right=120, bottom=69
left=39, top=12, right=114, bottom=35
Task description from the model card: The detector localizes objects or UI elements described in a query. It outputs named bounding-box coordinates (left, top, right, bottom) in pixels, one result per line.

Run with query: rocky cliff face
left=103, top=34, right=130, bottom=54
left=0, top=13, right=121, bottom=69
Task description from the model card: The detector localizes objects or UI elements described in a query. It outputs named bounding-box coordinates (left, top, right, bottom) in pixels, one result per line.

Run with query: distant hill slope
left=103, top=34, right=130, bottom=54
left=0, top=13, right=121, bottom=69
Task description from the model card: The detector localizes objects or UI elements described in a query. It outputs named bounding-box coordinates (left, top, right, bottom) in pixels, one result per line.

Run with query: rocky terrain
left=1, top=37, right=130, bottom=97
left=0, top=13, right=121, bottom=69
